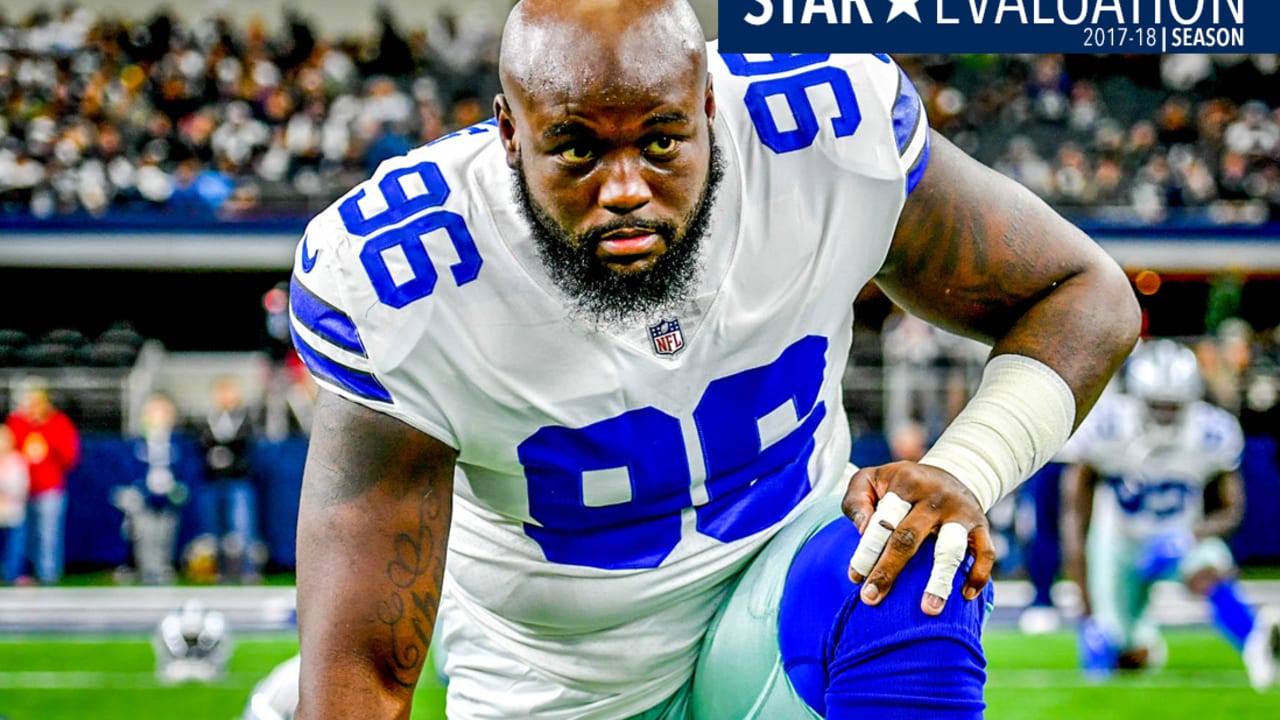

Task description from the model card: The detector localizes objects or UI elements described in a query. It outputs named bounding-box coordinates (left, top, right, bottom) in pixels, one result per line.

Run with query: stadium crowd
left=902, top=53, right=1280, bottom=225
left=0, top=4, right=501, bottom=218
left=0, top=6, right=1277, bottom=223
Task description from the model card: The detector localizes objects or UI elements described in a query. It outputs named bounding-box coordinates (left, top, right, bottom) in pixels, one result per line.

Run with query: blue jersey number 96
left=721, top=53, right=861, bottom=154
left=338, top=122, right=498, bottom=307
left=517, top=335, right=829, bottom=570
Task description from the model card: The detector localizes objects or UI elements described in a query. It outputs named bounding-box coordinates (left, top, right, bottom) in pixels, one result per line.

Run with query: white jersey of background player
left=292, top=48, right=926, bottom=716
left=1063, top=339, right=1280, bottom=689
left=1065, top=347, right=1243, bottom=542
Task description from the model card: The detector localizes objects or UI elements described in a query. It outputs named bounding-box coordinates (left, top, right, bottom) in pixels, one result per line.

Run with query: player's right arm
left=294, top=389, right=457, bottom=720
left=1061, top=462, right=1099, bottom=618
left=1196, top=470, right=1245, bottom=541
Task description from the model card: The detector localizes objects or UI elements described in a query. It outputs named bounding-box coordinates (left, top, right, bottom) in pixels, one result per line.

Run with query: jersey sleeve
left=1054, top=393, right=1128, bottom=467
left=287, top=209, right=459, bottom=448
left=854, top=54, right=932, bottom=196
left=787, top=53, right=932, bottom=197
left=788, top=53, right=932, bottom=197
left=1197, top=404, right=1245, bottom=474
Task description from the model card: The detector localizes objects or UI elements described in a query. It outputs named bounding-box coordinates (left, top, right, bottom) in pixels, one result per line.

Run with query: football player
left=290, top=0, right=1140, bottom=717
left=1063, top=339, right=1280, bottom=688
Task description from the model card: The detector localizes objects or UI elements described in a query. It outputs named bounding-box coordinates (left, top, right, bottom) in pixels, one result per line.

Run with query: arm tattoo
left=374, top=489, right=447, bottom=687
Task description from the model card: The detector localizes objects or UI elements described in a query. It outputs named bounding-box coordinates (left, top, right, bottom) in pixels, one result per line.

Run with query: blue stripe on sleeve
left=289, top=274, right=367, bottom=356
left=290, top=326, right=392, bottom=403
left=906, top=129, right=931, bottom=196
left=892, top=67, right=924, bottom=157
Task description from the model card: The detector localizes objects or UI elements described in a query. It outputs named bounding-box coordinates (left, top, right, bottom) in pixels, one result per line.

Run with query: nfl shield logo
left=649, top=318, right=685, bottom=356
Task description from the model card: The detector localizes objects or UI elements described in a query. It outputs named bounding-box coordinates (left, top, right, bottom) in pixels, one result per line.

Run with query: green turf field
left=0, top=629, right=1274, bottom=719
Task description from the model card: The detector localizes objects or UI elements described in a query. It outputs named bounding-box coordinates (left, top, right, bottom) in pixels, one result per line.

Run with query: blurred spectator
left=1197, top=318, right=1254, bottom=416
left=112, top=393, right=193, bottom=585
left=887, top=419, right=927, bottom=463
left=0, top=425, right=29, bottom=584
left=881, top=311, right=987, bottom=443
left=1225, top=101, right=1279, bottom=157
left=5, top=376, right=80, bottom=585
left=366, top=5, right=415, bottom=78
left=0, top=6, right=504, bottom=220
left=197, top=375, right=263, bottom=583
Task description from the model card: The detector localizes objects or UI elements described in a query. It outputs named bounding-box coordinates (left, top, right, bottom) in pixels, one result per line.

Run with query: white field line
left=0, top=670, right=265, bottom=689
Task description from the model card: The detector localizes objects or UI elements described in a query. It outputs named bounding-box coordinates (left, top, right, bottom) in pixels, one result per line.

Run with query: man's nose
left=598, top=156, right=652, bottom=215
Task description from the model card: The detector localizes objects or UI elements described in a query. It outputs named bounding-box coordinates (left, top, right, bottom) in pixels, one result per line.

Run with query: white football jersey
left=1065, top=393, right=1244, bottom=540
left=290, top=47, right=929, bottom=716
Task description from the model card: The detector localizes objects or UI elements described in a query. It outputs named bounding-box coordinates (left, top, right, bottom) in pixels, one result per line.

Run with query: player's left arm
left=1197, top=470, right=1245, bottom=540
left=845, top=131, right=1141, bottom=615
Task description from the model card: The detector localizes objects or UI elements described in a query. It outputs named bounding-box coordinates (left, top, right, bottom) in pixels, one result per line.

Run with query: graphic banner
left=718, top=0, right=1278, bottom=53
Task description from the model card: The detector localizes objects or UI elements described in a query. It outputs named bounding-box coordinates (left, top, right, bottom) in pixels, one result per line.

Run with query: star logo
left=887, top=0, right=922, bottom=23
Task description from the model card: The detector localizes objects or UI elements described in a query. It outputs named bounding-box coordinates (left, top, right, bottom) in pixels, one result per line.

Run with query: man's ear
left=704, top=73, right=716, bottom=127
left=495, top=94, right=519, bottom=168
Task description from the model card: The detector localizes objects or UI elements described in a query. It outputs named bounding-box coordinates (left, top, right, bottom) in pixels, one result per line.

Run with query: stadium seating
left=0, top=9, right=1272, bottom=225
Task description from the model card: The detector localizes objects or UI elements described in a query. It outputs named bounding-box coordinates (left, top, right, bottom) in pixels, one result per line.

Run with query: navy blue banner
left=719, top=0, right=1279, bottom=53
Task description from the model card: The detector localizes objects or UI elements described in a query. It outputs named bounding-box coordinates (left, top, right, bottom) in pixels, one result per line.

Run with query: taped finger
left=924, top=522, right=970, bottom=601
left=848, top=491, right=912, bottom=578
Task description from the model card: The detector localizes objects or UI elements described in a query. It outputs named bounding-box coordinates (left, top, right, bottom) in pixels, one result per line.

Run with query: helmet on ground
left=152, top=598, right=232, bottom=683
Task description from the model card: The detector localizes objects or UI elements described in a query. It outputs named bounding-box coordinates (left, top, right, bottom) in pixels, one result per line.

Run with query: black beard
left=511, top=138, right=725, bottom=330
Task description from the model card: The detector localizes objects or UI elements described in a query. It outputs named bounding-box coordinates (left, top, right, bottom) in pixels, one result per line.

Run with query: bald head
left=493, top=0, right=720, bottom=327
left=500, top=0, right=706, bottom=103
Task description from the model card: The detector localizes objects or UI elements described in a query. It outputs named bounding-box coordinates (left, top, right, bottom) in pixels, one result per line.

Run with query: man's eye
left=559, top=146, right=595, bottom=163
left=645, top=136, right=678, bottom=156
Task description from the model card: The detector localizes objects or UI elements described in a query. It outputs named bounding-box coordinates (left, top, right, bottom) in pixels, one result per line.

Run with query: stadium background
left=1, top=0, right=1279, bottom=718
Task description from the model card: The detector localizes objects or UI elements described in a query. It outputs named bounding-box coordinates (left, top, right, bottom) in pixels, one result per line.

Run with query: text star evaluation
left=743, top=0, right=1246, bottom=28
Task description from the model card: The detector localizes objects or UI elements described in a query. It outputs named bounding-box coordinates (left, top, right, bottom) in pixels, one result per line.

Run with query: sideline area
left=5, top=580, right=1280, bottom=633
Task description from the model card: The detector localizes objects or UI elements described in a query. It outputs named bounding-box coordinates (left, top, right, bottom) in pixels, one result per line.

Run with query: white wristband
left=918, top=354, right=1076, bottom=512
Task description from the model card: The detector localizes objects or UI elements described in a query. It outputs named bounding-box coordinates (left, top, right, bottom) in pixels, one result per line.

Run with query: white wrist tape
left=919, top=354, right=1076, bottom=512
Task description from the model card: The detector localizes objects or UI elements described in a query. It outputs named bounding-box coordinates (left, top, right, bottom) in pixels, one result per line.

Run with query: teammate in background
left=1063, top=339, right=1280, bottom=689
left=290, top=1, right=1140, bottom=717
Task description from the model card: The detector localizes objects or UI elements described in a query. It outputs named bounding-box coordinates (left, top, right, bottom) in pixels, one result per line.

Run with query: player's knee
left=779, top=518, right=863, bottom=715
left=779, top=519, right=991, bottom=719
left=1180, top=536, right=1236, bottom=594
left=826, top=536, right=990, bottom=719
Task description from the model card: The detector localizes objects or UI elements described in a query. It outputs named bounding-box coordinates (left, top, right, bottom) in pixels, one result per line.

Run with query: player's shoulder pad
left=333, top=118, right=501, bottom=235
left=288, top=209, right=393, bottom=407
left=706, top=47, right=929, bottom=194
left=294, top=117, right=502, bottom=311
left=1059, top=392, right=1140, bottom=462
left=1187, top=401, right=1245, bottom=466
left=290, top=208, right=350, bottom=306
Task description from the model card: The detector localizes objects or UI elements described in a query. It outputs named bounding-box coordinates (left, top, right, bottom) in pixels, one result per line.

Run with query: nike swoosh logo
left=300, top=234, right=318, bottom=273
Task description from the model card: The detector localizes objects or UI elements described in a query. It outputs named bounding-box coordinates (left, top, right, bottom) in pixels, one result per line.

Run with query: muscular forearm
left=296, top=478, right=452, bottom=720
